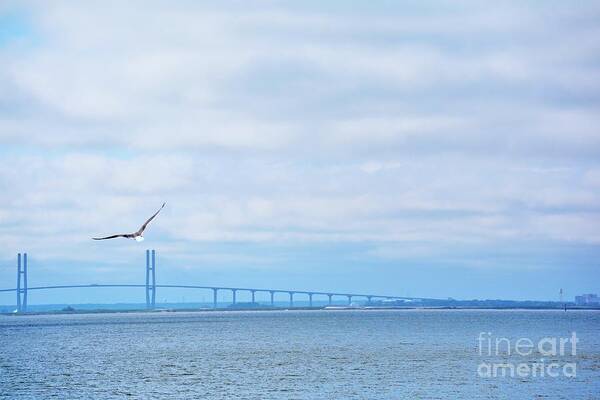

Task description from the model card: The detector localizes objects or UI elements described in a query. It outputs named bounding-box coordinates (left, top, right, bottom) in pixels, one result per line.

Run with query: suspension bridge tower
left=16, top=253, right=28, bottom=313
left=145, top=249, right=156, bottom=309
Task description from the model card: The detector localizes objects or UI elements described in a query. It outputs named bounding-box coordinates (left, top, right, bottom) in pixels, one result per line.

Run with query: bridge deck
left=0, top=284, right=424, bottom=300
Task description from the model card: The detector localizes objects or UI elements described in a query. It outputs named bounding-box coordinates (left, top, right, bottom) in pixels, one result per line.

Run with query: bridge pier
left=145, top=250, right=156, bottom=309
left=347, top=295, right=352, bottom=305
left=327, top=294, right=333, bottom=305
left=251, top=290, right=256, bottom=304
left=16, top=253, right=28, bottom=313
left=289, top=292, right=294, bottom=308
left=309, top=293, right=313, bottom=307
left=232, top=289, right=237, bottom=305
left=367, top=296, right=373, bottom=304
left=213, top=288, right=218, bottom=309
left=270, top=291, right=274, bottom=307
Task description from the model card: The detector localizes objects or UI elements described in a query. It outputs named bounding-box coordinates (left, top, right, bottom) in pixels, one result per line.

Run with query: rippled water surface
left=1, top=310, right=599, bottom=399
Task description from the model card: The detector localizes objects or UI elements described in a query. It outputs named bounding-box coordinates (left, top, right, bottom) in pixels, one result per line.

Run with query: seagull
left=92, top=203, right=166, bottom=242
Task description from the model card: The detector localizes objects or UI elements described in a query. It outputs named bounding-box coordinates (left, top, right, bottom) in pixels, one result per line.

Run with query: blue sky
left=0, top=1, right=599, bottom=304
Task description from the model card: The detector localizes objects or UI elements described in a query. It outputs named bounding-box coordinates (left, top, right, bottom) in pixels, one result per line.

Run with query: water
left=1, top=309, right=599, bottom=399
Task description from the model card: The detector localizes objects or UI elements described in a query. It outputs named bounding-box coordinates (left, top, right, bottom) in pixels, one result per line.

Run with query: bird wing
left=136, top=202, right=166, bottom=235
left=92, top=234, right=132, bottom=240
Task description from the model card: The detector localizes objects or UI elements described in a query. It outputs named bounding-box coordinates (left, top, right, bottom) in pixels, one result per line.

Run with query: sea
left=1, top=309, right=599, bottom=399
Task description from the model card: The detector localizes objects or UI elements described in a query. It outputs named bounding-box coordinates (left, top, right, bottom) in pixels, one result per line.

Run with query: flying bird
left=92, top=203, right=166, bottom=242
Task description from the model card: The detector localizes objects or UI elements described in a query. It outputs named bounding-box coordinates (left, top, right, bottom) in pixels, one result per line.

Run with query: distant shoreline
left=2, top=305, right=600, bottom=316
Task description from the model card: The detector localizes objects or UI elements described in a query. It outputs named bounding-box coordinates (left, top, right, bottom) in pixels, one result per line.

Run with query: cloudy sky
left=1, top=1, right=599, bottom=304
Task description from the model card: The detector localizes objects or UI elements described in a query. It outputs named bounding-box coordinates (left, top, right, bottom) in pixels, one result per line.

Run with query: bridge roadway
left=0, top=283, right=422, bottom=308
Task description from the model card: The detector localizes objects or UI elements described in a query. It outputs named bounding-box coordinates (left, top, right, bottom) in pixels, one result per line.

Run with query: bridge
left=1, top=251, right=424, bottom=313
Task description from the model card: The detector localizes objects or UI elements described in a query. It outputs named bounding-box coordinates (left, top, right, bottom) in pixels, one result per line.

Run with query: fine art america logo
left=477, top=332, right=578, bottom=378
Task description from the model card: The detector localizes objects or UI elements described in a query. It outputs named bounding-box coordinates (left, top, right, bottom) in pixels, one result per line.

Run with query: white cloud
left=0, top=0, right=599, bottom=276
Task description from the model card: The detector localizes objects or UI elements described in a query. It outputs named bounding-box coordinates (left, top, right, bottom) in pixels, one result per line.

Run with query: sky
left=0, top=1, right=599, bottom=304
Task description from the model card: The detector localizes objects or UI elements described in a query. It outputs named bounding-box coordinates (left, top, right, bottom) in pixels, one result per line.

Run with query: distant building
left=575, top=293, right=599, bottom=306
